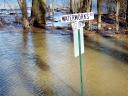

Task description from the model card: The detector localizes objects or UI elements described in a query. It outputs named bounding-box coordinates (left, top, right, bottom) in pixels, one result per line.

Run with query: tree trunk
left=97, top=0, right=102, bottom=31
left=31, top=0, right=46, bottom=28
left=87, top=0, right=92, bottom=30
left=116, top=0, right=120, bottom=32
left=81, top=0, right=92, bottom=12
left=81, top=0, right=87, bottom=12
left=71, top=0, right=81, bottom=13
left=70, top=0, right=73, bottom=13
left=80, top=0, right=92, bottom=30
left=107, top=0, right=113, bottom=14
left=17, top=0, right=30, bottom=29
left=126, top=0, right=128, bottom=25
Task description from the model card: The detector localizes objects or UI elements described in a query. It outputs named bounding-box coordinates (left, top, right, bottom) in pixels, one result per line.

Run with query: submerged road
left=0, top=25, right=128, bottom=96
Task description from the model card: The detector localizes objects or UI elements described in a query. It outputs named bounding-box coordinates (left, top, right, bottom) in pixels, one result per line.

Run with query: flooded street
left=0, top=25, right=128, bottom=96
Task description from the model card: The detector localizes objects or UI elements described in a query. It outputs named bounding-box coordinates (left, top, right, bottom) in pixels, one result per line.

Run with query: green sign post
left=78, top=29, right=84, bottom=96
left=61, top=12, right=94, bottom=96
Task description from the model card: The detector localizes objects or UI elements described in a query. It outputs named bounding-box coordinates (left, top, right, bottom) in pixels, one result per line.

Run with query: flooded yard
left=0, top=25, right=128, bottom=96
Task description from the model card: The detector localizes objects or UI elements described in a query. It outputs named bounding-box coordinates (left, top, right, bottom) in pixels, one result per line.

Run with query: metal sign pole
left=61, top=12, right=94, bottom=96
left=78, top=29, right=84, bottom=96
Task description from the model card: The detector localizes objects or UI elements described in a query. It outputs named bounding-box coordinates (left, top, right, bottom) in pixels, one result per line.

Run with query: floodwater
left=0, top=25, right=128, bottom=96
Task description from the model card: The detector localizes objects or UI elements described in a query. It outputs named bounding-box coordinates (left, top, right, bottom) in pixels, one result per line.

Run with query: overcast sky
left=0, top=0, right=69, bottom=9
left=0, top=0, right=32, bottom=9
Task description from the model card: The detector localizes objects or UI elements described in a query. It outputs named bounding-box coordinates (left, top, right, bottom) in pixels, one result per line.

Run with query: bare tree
left=81, top=0, right=92, bottom=30
left=70, top=0, right=73, bottom=13
left=17, top=0, right=30, bottom=29
left=115, top=0, right=120, bottom=32
left=97, top=0, right=102, bottom=31
left=126, top=0, right=128, bottom=25
left=70, top=0, right=81, bottom=13
left=81, top=0, right=92, bottom=12
left=31, top=0, right=46, bottom=28
left=87, top=0, right=92, bottom=30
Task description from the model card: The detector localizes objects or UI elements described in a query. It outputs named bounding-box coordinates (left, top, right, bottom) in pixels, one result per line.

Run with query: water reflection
left=20, top=28, right=79, bottom=96
left=30, top=28, right=80, bottom=96
left=85, top=34, right=128, bottom=63
left=0, top=26, right=128, bottom=96
left=85, top=33, right=128, bottom=96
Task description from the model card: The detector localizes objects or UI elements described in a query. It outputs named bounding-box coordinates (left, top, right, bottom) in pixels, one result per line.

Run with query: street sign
left=61, top=12, right=94, bottom=96
left=61, top=12, right=94, bottom=22
left=72, top=22, right=84, bottom=57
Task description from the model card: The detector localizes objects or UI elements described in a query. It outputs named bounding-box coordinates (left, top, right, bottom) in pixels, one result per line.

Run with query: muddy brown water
left=0, top=26, right=128, bottom=96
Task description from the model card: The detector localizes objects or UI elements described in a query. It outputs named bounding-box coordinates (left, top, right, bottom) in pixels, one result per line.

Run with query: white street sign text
left=61, top=12, right=94, bottom=22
